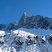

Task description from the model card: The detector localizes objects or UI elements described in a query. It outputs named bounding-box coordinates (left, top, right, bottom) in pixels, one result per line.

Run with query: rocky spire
left=23, top=11, right=28, bottom=25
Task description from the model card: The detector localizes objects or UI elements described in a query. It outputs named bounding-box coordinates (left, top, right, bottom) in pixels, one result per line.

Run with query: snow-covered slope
left=12, top=29, right=37, bottom=39
left=18, top=28, right=52, bottom=36
left=0, top=31, right=6, bottom=36
left=10, top=28, right=52, bottom=52
left=0, top=28, right=52, bottom=52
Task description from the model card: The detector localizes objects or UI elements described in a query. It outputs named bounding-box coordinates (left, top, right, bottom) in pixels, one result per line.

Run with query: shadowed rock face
left=46, top=34, right=52, bottom=45
left=18, top=13, right=52, bottom=29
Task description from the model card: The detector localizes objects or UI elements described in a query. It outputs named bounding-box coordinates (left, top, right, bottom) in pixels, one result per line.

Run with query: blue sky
left=0, top=0, right=52, bottom=24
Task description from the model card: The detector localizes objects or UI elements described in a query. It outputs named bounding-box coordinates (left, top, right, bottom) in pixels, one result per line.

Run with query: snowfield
left=0, top=28, right=52, bottom=52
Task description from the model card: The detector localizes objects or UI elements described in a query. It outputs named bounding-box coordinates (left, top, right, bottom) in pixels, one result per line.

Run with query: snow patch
left=0, top=31, right=6, bottom=36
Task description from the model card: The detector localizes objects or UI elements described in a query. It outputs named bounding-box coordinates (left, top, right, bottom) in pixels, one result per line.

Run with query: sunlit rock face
left=0, top=30, right=52, bottom=52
